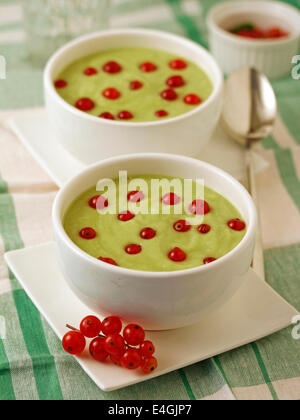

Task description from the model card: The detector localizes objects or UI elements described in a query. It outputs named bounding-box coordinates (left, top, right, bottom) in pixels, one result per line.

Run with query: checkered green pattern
left=0, top=0, right=300, bottom=400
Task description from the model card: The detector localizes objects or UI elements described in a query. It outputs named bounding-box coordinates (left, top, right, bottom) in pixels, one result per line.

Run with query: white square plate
left=5, top=242, right=298, bottom=392
left=9, top=110, right=269, bottom=187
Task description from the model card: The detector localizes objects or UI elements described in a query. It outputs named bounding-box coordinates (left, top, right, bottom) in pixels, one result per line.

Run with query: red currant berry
left=101, top=316, right=122, bottom=336
left=125, top=244, right=142, bottom=255
left=203, top=257, right=216, bottom=264
left=198, top=224, right=211, bottom=234
left=62, top=331, right=86, bottom=355
left=122, top=349, right=142, bottom=370
left=266, top=27, right=280, bottom=38
left=102, top=88, right=121, bottom=100
left=161, top=89, right=178, bottom=101
left=98, top=257, right=119, bottom=266
left=123, top=324, right=145, bottom=346
left=173, top=220, right=191, bottom=232
left=118, top=110, right=134, bottom=120
left=169, top=59, right=187, bottom=70
left=140, top=227, right=156, bottom=240
left=130, top=80, right=143, bottom=90
left=188, top=199, right=210, bottom=215
left=184, top=94, right=202, bottom=105
left=267, top=27, right=288, bottom=38
left=127, top=190, right=145, bottom=202
left=141, top=356, right=158, bottom=374
left=139, top=340, right=155, bottom=358
left=99, top=112, right=115, bottom=120
left=155, top=110, right=169, bottom=118
left=54, top=79, right=67, bottom=89
left=166, top=75, right=185, bottom=88
left=161, top=192, right=181, bottom=205
left=84, top=67, right=98, bottom=76
left=89, top=336, right=108, bottom=362
left=236, top=29, right=256, bottom=38
left=97, top=195, right=109, bottom=209
left=102, top=61, right=122, bottom=74
left=88, top=195, right=108, bottom=209
left=168, top=247, right=187, bottom=262
left=252, top=28, right=265, bottom=38
left=118, top=210, right=135, bottom=221
left=75, top=97, right=95, bottom=111
left=79, top=227, right=97, bottom=239
left=104, top=334, right=125, bottom=356
left=140, top=62, right=157, bottom=72
left=80, top=315, right=102, bottom=338
left=110, top=354, right=123, bottom=366
left=227, top=219, right=246, bottom=231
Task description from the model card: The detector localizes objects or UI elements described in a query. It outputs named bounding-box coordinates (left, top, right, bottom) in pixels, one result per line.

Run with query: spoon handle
left=246, top=148, right=265, bottom=280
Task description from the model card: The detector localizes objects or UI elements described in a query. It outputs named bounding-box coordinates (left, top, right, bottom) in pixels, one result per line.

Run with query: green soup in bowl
left=54, top=47, right=213, bottom=122
left=63, top=175, right=246, bottom=272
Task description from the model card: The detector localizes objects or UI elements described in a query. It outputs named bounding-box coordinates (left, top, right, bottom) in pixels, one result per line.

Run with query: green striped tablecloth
left=0, top=0, right=300, bottom=400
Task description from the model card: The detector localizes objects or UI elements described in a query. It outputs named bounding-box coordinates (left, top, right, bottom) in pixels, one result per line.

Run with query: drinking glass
left=23, top=0, right=110, bottom=66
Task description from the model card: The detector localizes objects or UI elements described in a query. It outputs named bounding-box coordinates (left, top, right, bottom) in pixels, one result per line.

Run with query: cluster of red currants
left=231, top=23, right=288, bottom=39
left=62, top=315, right=158, bottom=374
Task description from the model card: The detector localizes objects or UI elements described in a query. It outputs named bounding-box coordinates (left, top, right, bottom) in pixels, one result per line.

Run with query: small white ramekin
left=52, top=153, right=257, bottom=330
left=207, top=0, right=300, bottom=79
left=44, top=28, right=223, bottom=165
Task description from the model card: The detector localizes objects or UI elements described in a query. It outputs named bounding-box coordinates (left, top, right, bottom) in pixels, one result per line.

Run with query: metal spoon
left=222, top=67, right=277, bottom=280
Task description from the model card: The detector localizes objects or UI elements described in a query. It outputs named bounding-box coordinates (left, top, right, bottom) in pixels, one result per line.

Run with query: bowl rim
left=44, top=28, right=223, bottom=128
left=52, top=153, right=257, bottom=279
left=207, top=0, right=300, bottom=47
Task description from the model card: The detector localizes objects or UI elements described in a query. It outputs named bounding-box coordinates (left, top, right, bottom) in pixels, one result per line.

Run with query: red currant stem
left=66, top=324, right=80, bottom=332
left=124, top=344, right=144, bottom=351
left=66, top=324, right=107, bottom=338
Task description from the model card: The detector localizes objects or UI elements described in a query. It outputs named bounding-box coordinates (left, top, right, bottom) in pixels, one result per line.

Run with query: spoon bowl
left=222, top=67, right=277, bottom=147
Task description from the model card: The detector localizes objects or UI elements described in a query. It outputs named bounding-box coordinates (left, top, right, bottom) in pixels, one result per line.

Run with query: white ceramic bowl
left=44, top=28, right=223, bottom=165
left=52, top=153, right=257, bottom=330
left=207, top=0, right=300, bottom=79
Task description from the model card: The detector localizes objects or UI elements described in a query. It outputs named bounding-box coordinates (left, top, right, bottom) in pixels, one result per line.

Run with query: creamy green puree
left=63, top=176, right=246, bottom=272
left=55, top=47, right=213, bottom=122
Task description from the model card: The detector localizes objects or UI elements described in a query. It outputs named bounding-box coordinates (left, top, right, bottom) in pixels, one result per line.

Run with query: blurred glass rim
left=21, top=0, right=110, bottom=65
